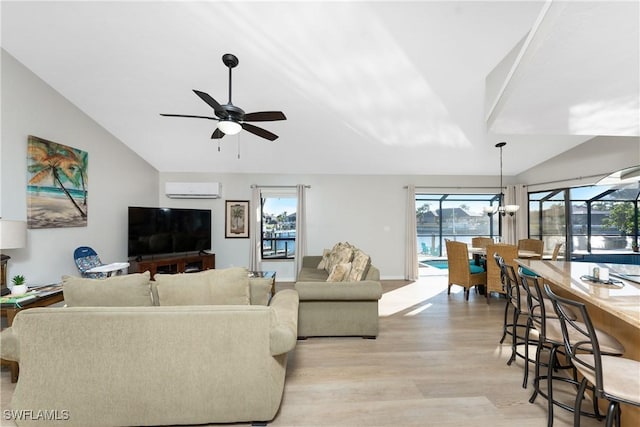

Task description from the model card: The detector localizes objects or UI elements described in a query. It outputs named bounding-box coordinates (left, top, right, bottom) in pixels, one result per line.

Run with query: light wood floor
left=1, top=270, right=603, bottom=426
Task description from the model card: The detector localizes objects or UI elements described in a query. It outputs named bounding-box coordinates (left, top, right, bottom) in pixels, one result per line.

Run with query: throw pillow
left=326, top=242, right=354, bottom=274
left=62, top=271, right=153, bottom=307
left=327, top=262, right=352, bottom=282
left=317, top=249, right=331, bottom=269
left=154, top=267, right=250, bottom=306
left=347, top=249, right=371, bottom=281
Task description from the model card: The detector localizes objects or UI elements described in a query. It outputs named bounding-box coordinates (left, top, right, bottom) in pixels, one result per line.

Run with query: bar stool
left=514, top=266, right=577, bottom=389
left=545, top=284, right=640, bottom=427
left=518, top=269, right=625, bottom=427
left=495, top=254, right=536, bottom=387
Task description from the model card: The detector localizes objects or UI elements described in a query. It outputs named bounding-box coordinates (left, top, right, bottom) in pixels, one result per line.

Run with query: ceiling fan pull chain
left=237, top=134, right=241, bottom=159
left=217, top=141, right=221, bottom=152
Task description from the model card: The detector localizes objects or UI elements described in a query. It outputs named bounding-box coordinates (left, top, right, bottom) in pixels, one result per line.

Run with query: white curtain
left=294, top=184, right=307, bottom=280
left=502, top=185, right=518, bottom=244
left=248, top=186, right=261, bottom=271
left=405, top=185, right=418, bottom=281
left=515, top=184, right=529, bottom=241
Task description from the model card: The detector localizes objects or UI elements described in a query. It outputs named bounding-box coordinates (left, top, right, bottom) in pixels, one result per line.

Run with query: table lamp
left=0, top=219, right=27, bottom=293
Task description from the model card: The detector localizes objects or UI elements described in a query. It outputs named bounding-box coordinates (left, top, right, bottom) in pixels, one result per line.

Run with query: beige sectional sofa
left=295, top=242, right=383, bottom=338
left=1, top=268, right=298, bottom=427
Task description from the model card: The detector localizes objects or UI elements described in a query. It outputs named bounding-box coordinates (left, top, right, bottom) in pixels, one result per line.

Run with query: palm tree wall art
left=27, top=135, right=88, bottom=229
left=225, top=200, right=249, bottom=238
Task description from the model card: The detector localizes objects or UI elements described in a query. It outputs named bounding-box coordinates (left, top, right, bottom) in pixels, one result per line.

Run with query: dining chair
left=471, top=236, right=493, bottom=249
left=445, top=240, right=486, bottom=301
left=545, top=284, right=639, bottom=427
left=518, top=239, right=544, bottom=260
left=470, top=237, right=492, bottom=270
left=485, top=243, right=518, bottom=303
left=551, top=242, right=564, bottom=261
left=519, top=270, right=624, bottom=427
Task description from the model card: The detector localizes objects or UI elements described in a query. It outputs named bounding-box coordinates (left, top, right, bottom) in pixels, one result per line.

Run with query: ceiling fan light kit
left=160, top=53, right=286, bottom=143
left=218, top=120, right=242, bottom=135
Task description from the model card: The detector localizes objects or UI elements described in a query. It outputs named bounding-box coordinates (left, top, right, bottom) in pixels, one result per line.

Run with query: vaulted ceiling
left=2, top=1, right=638, bottom=176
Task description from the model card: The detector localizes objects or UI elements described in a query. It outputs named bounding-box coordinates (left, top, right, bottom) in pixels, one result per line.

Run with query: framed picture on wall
left=225, top=200, right=249, bottom=238
left=27, top=135, right=88, bottom=229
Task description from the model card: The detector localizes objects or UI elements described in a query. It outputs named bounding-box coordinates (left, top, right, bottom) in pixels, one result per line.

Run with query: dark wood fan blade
left=193, top=90, right=226, bottom=117
left=160, top=113, right=219, bottom=121
left=211, top=128, right=225, bottom=139
left=243, top=111, right=287, bottom=122
left=241, top=123, right=278, bottom=141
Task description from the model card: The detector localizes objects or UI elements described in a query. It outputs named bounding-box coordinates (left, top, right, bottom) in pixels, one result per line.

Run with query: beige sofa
left=295, top=243, right=382, bottom=338
left=1, top=268, right=299, bottom=427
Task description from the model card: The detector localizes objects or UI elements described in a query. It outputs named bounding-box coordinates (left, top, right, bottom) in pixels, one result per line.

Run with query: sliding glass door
left=416, top=193, right=500, bottom=258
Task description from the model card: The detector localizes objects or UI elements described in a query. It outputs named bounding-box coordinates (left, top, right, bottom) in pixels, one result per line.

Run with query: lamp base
left=1, top=253, right=9, bottom=289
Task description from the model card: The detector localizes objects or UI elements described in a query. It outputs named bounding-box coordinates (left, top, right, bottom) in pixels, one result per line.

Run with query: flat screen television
left=127, top=206, right=212, bottom=259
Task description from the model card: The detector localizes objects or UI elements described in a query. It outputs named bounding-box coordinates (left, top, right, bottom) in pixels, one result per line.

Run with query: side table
left=1, top=285, right=64, bottom=383
left=249, top=271, right=277, bottom=296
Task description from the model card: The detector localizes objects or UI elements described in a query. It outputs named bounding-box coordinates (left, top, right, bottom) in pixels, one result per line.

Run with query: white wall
left=159, top=172, right=502, bottom=281
left=1, top=50, right=159, bottom=285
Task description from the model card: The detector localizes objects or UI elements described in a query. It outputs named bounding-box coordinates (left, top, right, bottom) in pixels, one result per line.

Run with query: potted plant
left=11, top=274, right=28, bottom=295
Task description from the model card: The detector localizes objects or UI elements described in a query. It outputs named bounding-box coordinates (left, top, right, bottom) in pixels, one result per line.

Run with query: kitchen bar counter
left=515, top=260, right=640, bottom=328
left=515, top=260, right=640, bottom=427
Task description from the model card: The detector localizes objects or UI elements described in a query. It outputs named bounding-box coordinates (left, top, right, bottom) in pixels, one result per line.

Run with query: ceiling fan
left=161, top=53, right=286, bottom=141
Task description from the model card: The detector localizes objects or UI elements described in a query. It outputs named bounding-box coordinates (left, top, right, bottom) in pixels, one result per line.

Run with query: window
left=416, top=193, right=500, bottom=257
left=529, top=189, right=567, bottom=253
left=260, top=191, right=297, bottom=259
left=528, top=183, right=639, bottom=255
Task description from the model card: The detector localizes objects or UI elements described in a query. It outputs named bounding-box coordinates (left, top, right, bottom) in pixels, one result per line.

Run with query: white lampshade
left=482, top=206, right=497, bottom=215
left=505, top=205, right=520, bottom=214
left=217, top=120, right=242, bottom=135
left=0, top=220, right=27, bottom=249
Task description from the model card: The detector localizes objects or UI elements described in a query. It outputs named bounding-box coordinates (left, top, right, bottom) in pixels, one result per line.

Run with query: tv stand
left=129, top=253, right=215, bottom=279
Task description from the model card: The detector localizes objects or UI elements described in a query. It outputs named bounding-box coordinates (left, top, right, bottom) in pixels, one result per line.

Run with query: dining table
left=470, top=247, right=541, bottom=258
left=469, top=247, right=540, bottom=268
left=515, top=259, right=640, bottom=427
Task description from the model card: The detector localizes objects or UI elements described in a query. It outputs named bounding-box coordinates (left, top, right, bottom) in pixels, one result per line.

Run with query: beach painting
left=27, top=136, right=88, bottom=229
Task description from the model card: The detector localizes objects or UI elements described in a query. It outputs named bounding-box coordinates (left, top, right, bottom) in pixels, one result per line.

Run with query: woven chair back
left=518, top=239, right=544, bottom=260
left=471, top=237, right=493, bottom=249
left=445, top=240, right=472, bottom=283
left=486, top=244, right=518, bottom=295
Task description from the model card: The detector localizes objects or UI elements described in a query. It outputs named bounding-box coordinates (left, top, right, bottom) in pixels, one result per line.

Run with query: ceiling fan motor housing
left=221, top=104, right=245, bottom=121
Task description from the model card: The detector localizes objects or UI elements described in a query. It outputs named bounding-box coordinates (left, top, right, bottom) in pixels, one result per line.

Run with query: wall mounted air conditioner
left=165, top=182, right=221, bottom=199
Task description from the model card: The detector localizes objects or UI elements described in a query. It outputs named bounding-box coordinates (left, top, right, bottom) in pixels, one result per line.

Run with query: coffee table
left=1, top=285, right=64, bottom=382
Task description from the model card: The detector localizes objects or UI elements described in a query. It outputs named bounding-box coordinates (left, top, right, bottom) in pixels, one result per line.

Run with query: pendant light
left=495, top=142, right=519, bottom=216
